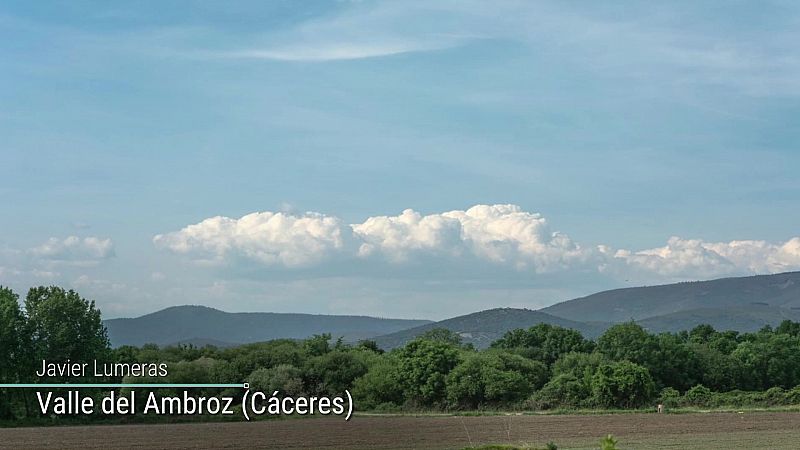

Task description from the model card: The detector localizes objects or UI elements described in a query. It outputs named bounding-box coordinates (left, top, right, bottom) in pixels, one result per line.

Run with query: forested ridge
left=3, top=285, right=800, bottom=422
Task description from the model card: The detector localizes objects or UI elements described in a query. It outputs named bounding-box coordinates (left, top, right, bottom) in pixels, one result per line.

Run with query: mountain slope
left=372, top=308, right=605, bottom=350
left=637, top=305, right=800, bottom=334
left=105, top=306, right=432, bottom=347
left=542, top=271, right=800, bottom=323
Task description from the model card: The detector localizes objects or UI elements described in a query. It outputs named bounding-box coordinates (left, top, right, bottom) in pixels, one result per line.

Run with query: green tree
left=596, top=322, right=655, bottom=366
left=446, top=351, right=547, bottom=408
left=352, top=356, right=404, bottom=409
left=24, top=286, right=109, bottom=381
left=552, top=351, right=606, bottom=382
left=708, top=330, right=740, bottom=355
left=688, top=324, right=717, bottom=344
left=396, top=338, right=460, bottom=406
left=690, top=344, right=737, bottom=391
left=0, top=287, right=26, bottom=418
left=227, top=340, right=306, bottom=380
left=492, top=323, right=593, bottom=366
left=357, top=339, right=384, bottom=354
left=591, top=361, right=655, bottom=408
left=303, top=333, right=332, bottom=357
left=248, top=364, right=305, bottom=396
left=419, top=328, right=464, bottom=346
left=731, top=334, right=800, bottom=390
left=532, top=373, right=590, bottom=409
left=776, top=320, right=800, bottom=337
left=305, top=350, right=370, bottom=395
left=596, top=322, right=700, bottom=391
left=648, top=333, right=700, bottom=390
left=0, top=287, right=24, bottom=383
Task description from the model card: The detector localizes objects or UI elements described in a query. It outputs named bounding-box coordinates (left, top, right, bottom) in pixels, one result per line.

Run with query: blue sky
left=1, top=1, right=799, bottom=319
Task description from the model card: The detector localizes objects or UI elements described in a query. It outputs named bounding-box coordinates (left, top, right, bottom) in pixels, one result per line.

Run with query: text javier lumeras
left=37, top=359, right=168, bottom=378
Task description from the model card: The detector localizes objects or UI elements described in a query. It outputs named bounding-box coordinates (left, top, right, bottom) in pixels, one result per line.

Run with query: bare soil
left=1, top=412, right=798, bottom=449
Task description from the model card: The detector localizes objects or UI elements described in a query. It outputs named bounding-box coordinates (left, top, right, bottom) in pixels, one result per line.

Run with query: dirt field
left=2, top=412, right=799, bottom=449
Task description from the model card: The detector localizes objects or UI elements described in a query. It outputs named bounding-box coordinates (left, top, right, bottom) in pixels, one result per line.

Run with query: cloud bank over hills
left=154, top=204, right=800, bottom=281
left=6, top=204, right=797, bottom=319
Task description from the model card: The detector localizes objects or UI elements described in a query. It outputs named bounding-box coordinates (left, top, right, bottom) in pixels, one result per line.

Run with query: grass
left=358, top=403, right=800, bottom=417
left=464, top=445, right=547, bottom=450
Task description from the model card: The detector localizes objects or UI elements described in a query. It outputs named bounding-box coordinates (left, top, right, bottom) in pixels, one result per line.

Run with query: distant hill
left=106, top=272, right=800, bottom=349
left=542, top=272, right=800, bottom=323
left=165, top=338, right=239, bottom=348
left=105, top=306, right=432, bottom=347
left=372, top=308, right=606, bottom=350
left=637, top=305, right=800, bottom=334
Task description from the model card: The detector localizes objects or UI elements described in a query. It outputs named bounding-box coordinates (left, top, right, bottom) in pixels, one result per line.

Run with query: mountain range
left=105, top=271, right=800, bottom=348
left=105, top=306, right=431, bottom=347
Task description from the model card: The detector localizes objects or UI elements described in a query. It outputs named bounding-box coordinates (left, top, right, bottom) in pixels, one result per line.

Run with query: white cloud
left=29, top=236, right=115, bottom=265
left=212, top=2, right=472, bottom=62
left=353, top=204, right=592, bottom=272
left=30, top=269, right=59, bottom=279
left=153, top=205, right=800, bottom=281
left=150, top=271, right=166, bottom=281
left=221, top=40, right=453, bottom=62
left=153, top=211, right=346, bottom=267
left=445, top=205, right=591, bottom=271
left=0, top=266, right=23, bottom=278
left=614, top=236, right=800, bottom=279
left=72, top=274, right=128, bottom=294
left=352, top=208, right=464, bottom=261
left=203, top=1, right=800, bottom=95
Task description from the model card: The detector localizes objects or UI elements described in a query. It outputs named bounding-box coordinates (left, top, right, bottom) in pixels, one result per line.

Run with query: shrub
left=552, top=352, right=606, bottom=383
left=658, top=387, right=681, bottom=408
left=683, top=384, right=712, bottom=407
left=600, top=434, right=619, bottom=450
left=396, top=339, right=461, bottom=406
left=591, top=361, right=655, bottom=408
left=530, top=373, right=590, bottom=409
left=247, top=364, right=305, bottom=397
left=304, top=350, right=370, bottom=395
left=764, top=386, right=786, bottom=406
left=492, top=324, right=593, bottom=366
left=786, top=385, right=800, bottom=405
left=447, top=351, right=547, bottom=408
left=352, top=357, right=404, bottom=409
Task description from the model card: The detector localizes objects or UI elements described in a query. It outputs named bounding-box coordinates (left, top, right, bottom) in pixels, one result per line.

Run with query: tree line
left=2, top=285, right=800, bottom=421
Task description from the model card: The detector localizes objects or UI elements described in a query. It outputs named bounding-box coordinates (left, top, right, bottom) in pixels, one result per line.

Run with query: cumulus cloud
left=153, top=211, right=345, bottom=267
left=613, top=236, right=800, bottom=279
left=352, top=208, right=464, bottom=261
left=153, top=205, right=800, bottom=280
left=29, top=236, right=115, bottom=265
left=353, top=205, right=592, bottom=272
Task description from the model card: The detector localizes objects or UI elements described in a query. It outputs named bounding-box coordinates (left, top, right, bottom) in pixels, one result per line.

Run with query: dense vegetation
left=2, top=285, right=800, bottom=422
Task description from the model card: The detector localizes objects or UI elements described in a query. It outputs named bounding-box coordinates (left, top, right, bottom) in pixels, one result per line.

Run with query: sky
left=1, top=1, right=799, bottom=320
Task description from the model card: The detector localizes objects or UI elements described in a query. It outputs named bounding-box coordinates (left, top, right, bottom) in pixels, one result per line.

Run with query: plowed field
left=2, top=412, right=798, bottom=449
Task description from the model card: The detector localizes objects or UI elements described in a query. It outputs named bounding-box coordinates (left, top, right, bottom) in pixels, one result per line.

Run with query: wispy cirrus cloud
left=208, top=1, right=476, bottom=62
left=220, top=39, right=461, bottom=62
left=200, top=0, right=800, bottom=96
